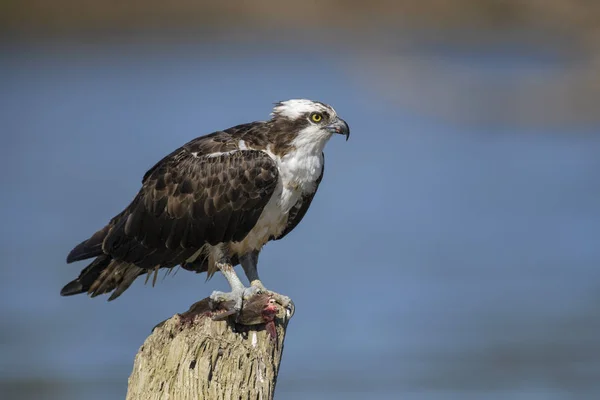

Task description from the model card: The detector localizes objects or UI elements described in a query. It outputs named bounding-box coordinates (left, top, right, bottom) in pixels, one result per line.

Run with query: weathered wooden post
left=126, top=294, right=291, bottom=400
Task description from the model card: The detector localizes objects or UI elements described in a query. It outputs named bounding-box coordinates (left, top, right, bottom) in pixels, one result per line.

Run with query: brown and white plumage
left=61, top=99, right=349, bottom=303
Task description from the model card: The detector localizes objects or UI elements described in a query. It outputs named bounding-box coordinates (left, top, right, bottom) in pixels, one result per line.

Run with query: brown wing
left=274, top=153, right=324, bottom=240
left=103, top=147, right=279, bottom=268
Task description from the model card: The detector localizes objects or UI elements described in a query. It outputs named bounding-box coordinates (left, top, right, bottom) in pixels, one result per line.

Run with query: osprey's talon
left=247, top=285, right=294, bottom=319
left=285, top=298, right=295, bottom=318
left=243, top=285, right=263, bottom=300
left=271, top=293, right=294, bottom=318
left=209, top=289, right=243, bottom=321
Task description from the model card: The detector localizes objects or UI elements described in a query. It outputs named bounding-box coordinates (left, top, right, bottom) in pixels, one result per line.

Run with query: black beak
left=327, top=117, right=350, bottom=141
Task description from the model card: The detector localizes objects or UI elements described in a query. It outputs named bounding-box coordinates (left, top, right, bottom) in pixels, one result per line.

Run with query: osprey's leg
left=209, top=261, right=246, bottom=319
left=240, top=251, right=262, bottom=287
left=240, top=251, right=295, bottom=317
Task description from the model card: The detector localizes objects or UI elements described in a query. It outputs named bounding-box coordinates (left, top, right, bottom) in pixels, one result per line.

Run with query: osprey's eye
left=310, top=112, right=323, bottom=123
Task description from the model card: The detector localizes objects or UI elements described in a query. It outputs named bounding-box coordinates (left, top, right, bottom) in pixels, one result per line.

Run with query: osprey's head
left=270, top=99, right=350, bottom=146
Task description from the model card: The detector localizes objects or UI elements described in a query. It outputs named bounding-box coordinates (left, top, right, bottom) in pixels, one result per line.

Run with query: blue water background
left=1, top=39, right=599, bottom=399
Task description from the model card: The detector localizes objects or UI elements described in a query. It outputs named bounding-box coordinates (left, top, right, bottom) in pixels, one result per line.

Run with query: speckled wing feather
left=62, top=127, right=279, bottom=300
left=104, top=147, right=278, bottom=264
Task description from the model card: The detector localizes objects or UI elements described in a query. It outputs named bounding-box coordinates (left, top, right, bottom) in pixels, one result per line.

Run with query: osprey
left=61, top=99, right=349, bottom=317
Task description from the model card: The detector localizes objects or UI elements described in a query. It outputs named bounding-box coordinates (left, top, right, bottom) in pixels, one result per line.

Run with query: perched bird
left=61, top=99, right=349, bottom=317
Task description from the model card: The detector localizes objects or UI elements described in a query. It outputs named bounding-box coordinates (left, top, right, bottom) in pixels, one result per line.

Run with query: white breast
left=230, top=144, right=324, bottom=255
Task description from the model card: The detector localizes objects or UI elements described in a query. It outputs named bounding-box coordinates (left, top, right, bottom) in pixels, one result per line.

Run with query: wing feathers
left=103, top=148, right=278, bottom=263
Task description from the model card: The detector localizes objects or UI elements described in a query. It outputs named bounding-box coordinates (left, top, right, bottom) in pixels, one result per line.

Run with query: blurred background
left=2, top=1, right=600, bottom=399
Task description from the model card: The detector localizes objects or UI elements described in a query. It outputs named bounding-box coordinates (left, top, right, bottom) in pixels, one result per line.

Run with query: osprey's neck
left=289, top=124, right=332, bottom=156
left=273, top=136, right=327, bottom=192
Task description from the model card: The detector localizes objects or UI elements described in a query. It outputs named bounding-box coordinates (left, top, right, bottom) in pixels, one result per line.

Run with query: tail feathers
left=60, top=255, right=111, bottom=296
left=60, top=255, right=146, bottom=301
left=60, top=280, right=85, bottom=297
left=66, top=225, right=110, bottom=263
left=107, top=265, right=146, bottom=301
left=88, top=259, right=145, bottom=301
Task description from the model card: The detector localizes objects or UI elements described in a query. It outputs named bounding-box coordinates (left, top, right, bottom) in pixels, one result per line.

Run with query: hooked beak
left=327, top=117, right=350, bottom=141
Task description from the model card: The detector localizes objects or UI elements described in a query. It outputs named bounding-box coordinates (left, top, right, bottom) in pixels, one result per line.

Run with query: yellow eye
left=310, top=112, right=323, bottom=123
